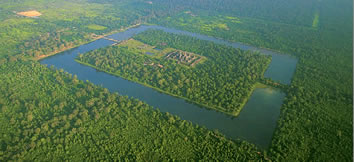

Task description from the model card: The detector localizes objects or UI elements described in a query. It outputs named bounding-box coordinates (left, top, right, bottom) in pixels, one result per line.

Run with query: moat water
left=41, top=25, right=297, bottom=149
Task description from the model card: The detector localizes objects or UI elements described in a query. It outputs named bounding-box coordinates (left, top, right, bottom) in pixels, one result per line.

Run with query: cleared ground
left=118, top=39, right=206, bottom=67
left=87, top=24, right=107, bottom=30
left=17, top=10, right=42, bottom=17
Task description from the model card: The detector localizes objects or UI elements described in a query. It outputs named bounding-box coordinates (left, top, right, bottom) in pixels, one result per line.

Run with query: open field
left=17, top=10, right=42, bottom=17
left=312, top=11, right=320, bottom=28
left=87, top=24, right=107, bottom=30
left=118, top=39, right=206, bottom=67
left=118, top=39, right=175, bottom=57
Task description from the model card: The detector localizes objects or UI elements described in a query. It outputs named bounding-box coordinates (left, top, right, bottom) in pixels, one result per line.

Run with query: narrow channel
left=40, top=25, right=297, bottom=149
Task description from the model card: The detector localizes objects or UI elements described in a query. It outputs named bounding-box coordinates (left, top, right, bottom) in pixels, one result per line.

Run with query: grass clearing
left=87, top=24, right=107, bottom=30
left=225, top=16, right=242, bottom=23
left=17, top=10, right=42, bottom=17
left=118, top=39, right=206, bottom=67
left=118, top=39, right=175, bottom=57
left=312, top=11, right=320, bottom=28
left=254, top=82, right=268, bottom=89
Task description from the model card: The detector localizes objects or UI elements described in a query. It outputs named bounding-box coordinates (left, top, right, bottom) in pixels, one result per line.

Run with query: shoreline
left=150, top=23, right=298, bottom=59
left=39, top=23, right=285, bottom=118
left=34, top=23, right=142, bottom=61
left=75, top=59, right=249, bottom=117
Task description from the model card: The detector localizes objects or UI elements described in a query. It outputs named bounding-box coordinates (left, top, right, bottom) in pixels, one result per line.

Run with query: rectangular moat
left=40, top=25, right=297, bottom=149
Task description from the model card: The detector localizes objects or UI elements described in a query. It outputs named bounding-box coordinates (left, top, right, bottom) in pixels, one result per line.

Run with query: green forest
left=77, top=30, right=271, bottom=116
left=0, top=60, right=264, bottom=161
left=0, top=0, right=352, bottom=161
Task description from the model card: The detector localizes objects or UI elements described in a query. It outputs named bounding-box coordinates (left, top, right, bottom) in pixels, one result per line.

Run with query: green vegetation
left=18, top=30, right=91, bottom=59
left=150, top=0, right=319, bottom=27
left=152, top=0, right=352, bottom=161
left=155, top=8, right=352, bottom=162
left=118, top=39, right=175, bottom=57
left=312, top=11, right=320, bottom=28
left=0, top=0, right=352, bottom=161
left=87, top=24, right=107, bottom=30
left=0, top=0, right=168, bottom=59
left=0, top=60, right=264, bottom=161
left=77, top=30, right=271, bottom=116
left=118, top=39, right=206, bottom=66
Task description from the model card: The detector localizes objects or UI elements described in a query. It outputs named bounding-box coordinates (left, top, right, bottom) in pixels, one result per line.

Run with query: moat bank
left=40, top=25, right=297, bottom=149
